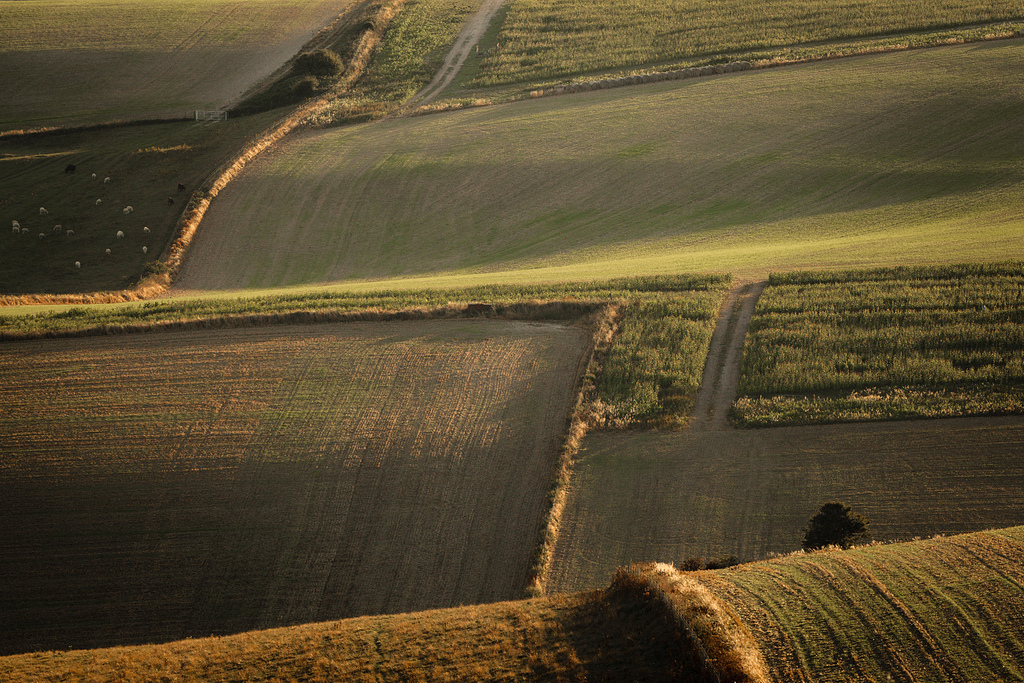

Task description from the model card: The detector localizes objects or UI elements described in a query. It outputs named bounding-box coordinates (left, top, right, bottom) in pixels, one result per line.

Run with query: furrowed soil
left=0, top=0, right=355, bottom=131
left=173, top=40, right=1024, bottom=292
left=0, top=319, right=588, bottom=655
left=547, top=417, right=1024, bottom=594
left=705, top=526, right=1024, bottom=681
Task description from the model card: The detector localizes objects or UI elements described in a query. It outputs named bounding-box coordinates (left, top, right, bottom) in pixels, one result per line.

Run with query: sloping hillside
left=174, top=39, right=1024, bottom=292
left=4, top=527, right=1022, bottom=681
left=0, top=0, right=356, bottom=131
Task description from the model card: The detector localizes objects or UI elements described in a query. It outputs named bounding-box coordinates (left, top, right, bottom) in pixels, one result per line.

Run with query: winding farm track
left=397, top=0, right=507, bottom=113
left=690, top=281, right=766, bottom=431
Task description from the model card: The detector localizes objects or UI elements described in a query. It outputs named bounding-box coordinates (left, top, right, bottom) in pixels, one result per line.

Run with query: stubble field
left=0, top=0, right=356, bottom=131
left=547, top=416, right=1024, bottom=595
left=0, top=319, right=588, bottom=654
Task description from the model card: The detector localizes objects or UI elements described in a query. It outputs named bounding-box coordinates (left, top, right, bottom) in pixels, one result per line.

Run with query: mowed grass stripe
left=175, top=41, right=1024, bottom=292
left=706, top=527, right=1024, bottom=681
left=0, top=320, right=587, bottom=654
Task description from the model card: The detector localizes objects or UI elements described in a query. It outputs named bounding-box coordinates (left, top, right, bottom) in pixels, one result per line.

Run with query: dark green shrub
left=802, top=502, right=871, bottom=550
left=293, top=49, right=344, bottom=77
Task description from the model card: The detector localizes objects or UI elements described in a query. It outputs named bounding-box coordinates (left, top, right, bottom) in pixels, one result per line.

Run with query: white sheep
left=103, top=177, right=110, bottom=184
left=105, top=248, right=111, bottom=255
left=75, top=261, right=81, bottom=269
left=142, top=226, right=150, bottom=234
left=38, top=233, right=45, bottom=239
left=116, top=230, right=124, bottom=239
left=39, top=207, right=48, bottom=216
left=95, top=199, right=102, bottom=206
left=11, top=226, right=19, bottom=234
left=66, top=229, right=74, bottom=237
left=53, top=225, right=62, bottom=233
left=21, top=227, right=28, bottom=234
left=11, top=220, right=19, bottom=229
left=142, top=246, right=148, bottom=254
left=91, top=173, right=97, bottom=180
left=122, top=206, right=133, bottom=215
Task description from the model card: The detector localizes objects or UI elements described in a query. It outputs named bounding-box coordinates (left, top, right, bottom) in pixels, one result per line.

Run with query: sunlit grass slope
left=175, top=40, right=1024, bottom=292
left=0, top=585, right=700, bottom=682
left=706, top=525, right=1024, bottom=682
left=471, top=0, right=1024, bottom=86
left=0, top=0, right=353, bottom=130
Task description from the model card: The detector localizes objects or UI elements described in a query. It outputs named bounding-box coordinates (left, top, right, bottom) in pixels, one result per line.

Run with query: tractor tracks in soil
left=690, top=280, right=766, bottom=432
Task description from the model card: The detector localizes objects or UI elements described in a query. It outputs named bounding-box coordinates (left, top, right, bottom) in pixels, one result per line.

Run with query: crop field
left=0, top=0, right=356, bottom=131
left=172, top=41, right=1024, bottom=292
left=470, top=0, right=1024, bottom=87
left=733, top=264, right=1024, bottom=426
left=0, top=320, right=588, bottom=654
left=707, top=526, right=1024, bottom=681
left=547, top=416, right=1024, bottom=595
left=0, top=112, right=282, bottom=295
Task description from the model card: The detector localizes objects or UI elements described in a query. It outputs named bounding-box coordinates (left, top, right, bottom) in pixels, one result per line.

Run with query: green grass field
left=0, top=320, right=587, bottom=654
left=0, top=113, right=283, bottom=295
left=733, top=264, right=1024, bottom=426
left=0, top=0, right=354, bottom=130
left=468, top=0, right=1024, bottom=88
left=707, top=526, right=1024, bottom=681
left=548, top=417, right=1024, bottom=594
left=172, top=40, right=1024, bottom=293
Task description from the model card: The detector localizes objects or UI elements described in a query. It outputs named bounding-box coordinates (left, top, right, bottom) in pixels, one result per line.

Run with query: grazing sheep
left=38, top=233, right=46, bottom=239
left=39, top=207, right=48, bottom=216
left=66, top=230, right=74, bottom=237
left=12, top=226, right=19, bottom=234
left=103, top=177, right=110, bottom=184
left=167, top=197, right=174, bottom=205
left=95, top=199, right=102, bottom=206
left=53, top=225, right=61, bottom=233
left=177, top=182, right=186, bottom=192
left=65, top=164, right=76, bottom=174
left=142, top=226, right=150, bottom=234
left=122, top=206, right=133, bottom=214
left=21, top=227, right=28, bottom=234
left=91, top=173, right=97, bottom=180
left=75, top=261, right=81, bottom=269
left=12, top=220, right=20, bottom=229
left=116, top=230, right=124, bottom=239
left=105, top=248, right=111, bottom=255
left=142, top=246, right=148, bottom=254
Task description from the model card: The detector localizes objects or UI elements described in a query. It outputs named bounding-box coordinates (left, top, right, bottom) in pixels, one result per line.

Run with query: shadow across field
left=548, top=416, right=1024, bottom=594
left=0, top=320, right=587, bottom=655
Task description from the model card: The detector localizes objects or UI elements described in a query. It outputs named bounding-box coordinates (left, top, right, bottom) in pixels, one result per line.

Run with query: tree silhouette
left=802, top=502, right=871, bottom=550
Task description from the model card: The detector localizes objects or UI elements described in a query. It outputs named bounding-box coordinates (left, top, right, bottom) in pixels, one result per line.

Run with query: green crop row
left=469, top=0, right=1024, bottom=87
left=733, top=263, right=1024, bottom=426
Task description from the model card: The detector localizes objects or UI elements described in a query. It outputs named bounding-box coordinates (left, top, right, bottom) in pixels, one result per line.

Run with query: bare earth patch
left=0, top=319, right=588, bottom=654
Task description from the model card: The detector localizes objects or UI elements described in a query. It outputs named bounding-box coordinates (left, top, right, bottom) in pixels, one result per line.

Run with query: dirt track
left=398, top=0, right=507, bottom=112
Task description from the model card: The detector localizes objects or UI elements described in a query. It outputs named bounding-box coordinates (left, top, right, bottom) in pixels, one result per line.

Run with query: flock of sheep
left=7, top=170, right=153, bottom=273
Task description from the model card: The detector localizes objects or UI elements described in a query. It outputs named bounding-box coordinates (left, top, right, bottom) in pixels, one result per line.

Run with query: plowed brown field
left=0, top=320, right=588, bottom=654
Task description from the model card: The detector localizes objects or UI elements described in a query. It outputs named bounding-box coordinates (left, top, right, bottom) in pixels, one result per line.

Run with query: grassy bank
left=707, top=525, right=1024, bottom=681
left=733, top=263, right=1024, bottom=426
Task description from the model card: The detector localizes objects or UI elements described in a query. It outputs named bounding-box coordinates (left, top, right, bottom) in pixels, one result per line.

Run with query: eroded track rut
left=690, top=281, right=766, bottom=431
